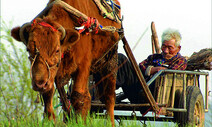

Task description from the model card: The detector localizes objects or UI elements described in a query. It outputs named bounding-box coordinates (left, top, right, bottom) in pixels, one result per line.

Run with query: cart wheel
left=176, top=86, right=205, bottom=127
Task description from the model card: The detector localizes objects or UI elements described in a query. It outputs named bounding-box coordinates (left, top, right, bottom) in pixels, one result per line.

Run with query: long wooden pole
left=151, top=35, right=156, bottom=54
left=151, top=22, right=161, bottom=54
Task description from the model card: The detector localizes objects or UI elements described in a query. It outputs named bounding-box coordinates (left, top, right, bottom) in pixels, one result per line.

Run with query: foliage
left=0, top=19, right=44, bottom=122
left=0, top=18, right=66, bottom=124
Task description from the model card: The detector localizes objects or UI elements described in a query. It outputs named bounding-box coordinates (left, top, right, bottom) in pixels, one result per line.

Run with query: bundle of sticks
left=151, top=22, right=212, bottom=71
left=186, top=48, right=212, bottom=70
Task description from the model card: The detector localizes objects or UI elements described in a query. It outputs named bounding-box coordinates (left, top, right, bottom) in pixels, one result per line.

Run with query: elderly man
left=116, top=28, right=187, bottom=105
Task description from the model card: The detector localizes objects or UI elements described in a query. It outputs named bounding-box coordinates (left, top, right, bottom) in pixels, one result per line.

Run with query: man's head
left=161, top=28, right=182, bottom=59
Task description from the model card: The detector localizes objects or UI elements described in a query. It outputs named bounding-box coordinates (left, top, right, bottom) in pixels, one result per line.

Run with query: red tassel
left=77, top=17, right=100, bottom=34
left=61, top=53, right=64, bottom=59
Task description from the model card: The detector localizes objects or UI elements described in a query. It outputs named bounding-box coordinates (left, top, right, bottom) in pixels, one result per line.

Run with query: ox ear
left=61, top=29, right=80, bottom=46
left=11, top=27, right=22, bottom=42
left=11, top=23, right=31, bottom=45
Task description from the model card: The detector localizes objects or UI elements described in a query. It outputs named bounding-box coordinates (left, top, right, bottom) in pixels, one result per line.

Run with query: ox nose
left=33, top=74, right=48, bottom=89
left=35, top=80, right=47, bottom=88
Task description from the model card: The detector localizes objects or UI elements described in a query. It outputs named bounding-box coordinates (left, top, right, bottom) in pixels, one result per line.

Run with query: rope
left=93, top=39, right=118, bottom=66
left=29, top=46, right=60, bottom=85
left=91, top=33, right=124, bottom=72
left=77, top=17, right=100, bottom=34
left=29, top=48, right=51, bottom=83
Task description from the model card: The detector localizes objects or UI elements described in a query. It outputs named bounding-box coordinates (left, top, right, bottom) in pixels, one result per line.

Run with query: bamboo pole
left=151, top=22, right=161, bottom=54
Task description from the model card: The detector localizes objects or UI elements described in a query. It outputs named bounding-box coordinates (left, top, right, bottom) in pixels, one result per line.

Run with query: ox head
left=11, top=18, right=80, bottom=93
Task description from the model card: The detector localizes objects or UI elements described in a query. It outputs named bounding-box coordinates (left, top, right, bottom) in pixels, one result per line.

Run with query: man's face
left=161, top=39, right=181, bottom=59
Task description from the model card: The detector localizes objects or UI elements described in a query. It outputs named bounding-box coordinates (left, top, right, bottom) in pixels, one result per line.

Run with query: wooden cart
left=91, top=69, right=209, bottom=127
left=90, top=29, right=209, bottom=126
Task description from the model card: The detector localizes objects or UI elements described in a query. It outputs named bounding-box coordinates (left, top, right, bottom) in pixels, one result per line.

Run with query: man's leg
left=116, top=53, right=143, bottom=103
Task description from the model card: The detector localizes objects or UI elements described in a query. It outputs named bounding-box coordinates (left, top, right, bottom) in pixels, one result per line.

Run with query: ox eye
left=56, top=49, right=60, bottom=54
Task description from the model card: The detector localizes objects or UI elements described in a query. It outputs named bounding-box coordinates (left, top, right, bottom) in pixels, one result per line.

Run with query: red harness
left=32, top=19, right=58, bottom=32
left=77, top=17, right=100, bottom=35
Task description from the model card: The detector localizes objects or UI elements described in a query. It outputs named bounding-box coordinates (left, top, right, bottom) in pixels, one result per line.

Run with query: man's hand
left=150, top=66, right=167, bottom=75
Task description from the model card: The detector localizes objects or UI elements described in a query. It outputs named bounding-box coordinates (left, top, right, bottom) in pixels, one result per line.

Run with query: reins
left=30, top=47, right=60, bottom=84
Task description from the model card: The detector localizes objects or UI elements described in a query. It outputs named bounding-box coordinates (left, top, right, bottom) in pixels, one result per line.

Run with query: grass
left=0, top=112, right=178, bottom=127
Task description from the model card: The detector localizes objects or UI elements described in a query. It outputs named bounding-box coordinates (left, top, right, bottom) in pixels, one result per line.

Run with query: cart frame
left=90, top=32, right=209, bottom=126
left=91, top=70, right=209, bottom=123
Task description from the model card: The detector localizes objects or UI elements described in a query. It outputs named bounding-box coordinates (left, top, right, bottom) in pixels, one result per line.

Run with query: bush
left=0, top=19, right=44, bottom=123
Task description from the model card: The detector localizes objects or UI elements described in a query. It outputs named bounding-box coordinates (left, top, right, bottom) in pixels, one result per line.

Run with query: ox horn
left=19, top=22, right=31, bottom=45
left=58, top=26, right=66, bottom=41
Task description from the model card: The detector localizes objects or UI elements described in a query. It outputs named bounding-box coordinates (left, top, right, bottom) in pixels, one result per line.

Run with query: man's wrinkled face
left=161, top=39, right=181, bottom=59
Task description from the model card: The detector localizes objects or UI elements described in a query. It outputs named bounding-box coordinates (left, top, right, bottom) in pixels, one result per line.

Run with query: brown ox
left=11, top=0, right=121, bottom=126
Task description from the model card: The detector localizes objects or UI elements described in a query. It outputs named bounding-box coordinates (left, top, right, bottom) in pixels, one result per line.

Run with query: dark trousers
left=116, top=53, right=154, bottom=104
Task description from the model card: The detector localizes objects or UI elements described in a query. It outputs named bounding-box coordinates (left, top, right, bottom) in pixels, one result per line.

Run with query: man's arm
left=150, top=66, right=167, bottom=75
left=139, top=54, right=155, bottom=76
left=139, top=54, right=167, bottom=76
left=150, top=57, right=187, bottom=75
left=140, top=55, right=187, bottom=76
left=168, top=57, right=187, bottom=70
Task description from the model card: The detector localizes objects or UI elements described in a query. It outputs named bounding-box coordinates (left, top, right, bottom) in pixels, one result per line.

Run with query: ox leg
left=81, top=89, right=91, bottom=118
left=104, top=53, right=118, bottom=127
left=94, top=70, right=116, bottom=127
left=56, top=85, right=71, bottom=121
left=70, top=89, right=91, bottom=118
left=42, top=87, right=55, bottom=120
left=104, top=76, right=116, bottom=127
left=71, top=68, right=91, bottom=121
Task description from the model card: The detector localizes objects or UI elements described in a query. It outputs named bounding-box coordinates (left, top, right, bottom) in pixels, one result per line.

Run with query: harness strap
left=32, top=19, right=58, bottom=32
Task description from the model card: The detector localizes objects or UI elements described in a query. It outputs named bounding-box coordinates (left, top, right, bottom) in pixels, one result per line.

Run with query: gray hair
left=161, top=28, right=182, bottom=46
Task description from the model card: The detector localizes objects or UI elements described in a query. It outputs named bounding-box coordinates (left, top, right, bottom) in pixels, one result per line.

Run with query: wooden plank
left=162, top=75, right=167, bottom=104
left=171, top=73, right=176, bottom=108
left=120, top=35, right=160, bottom=113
